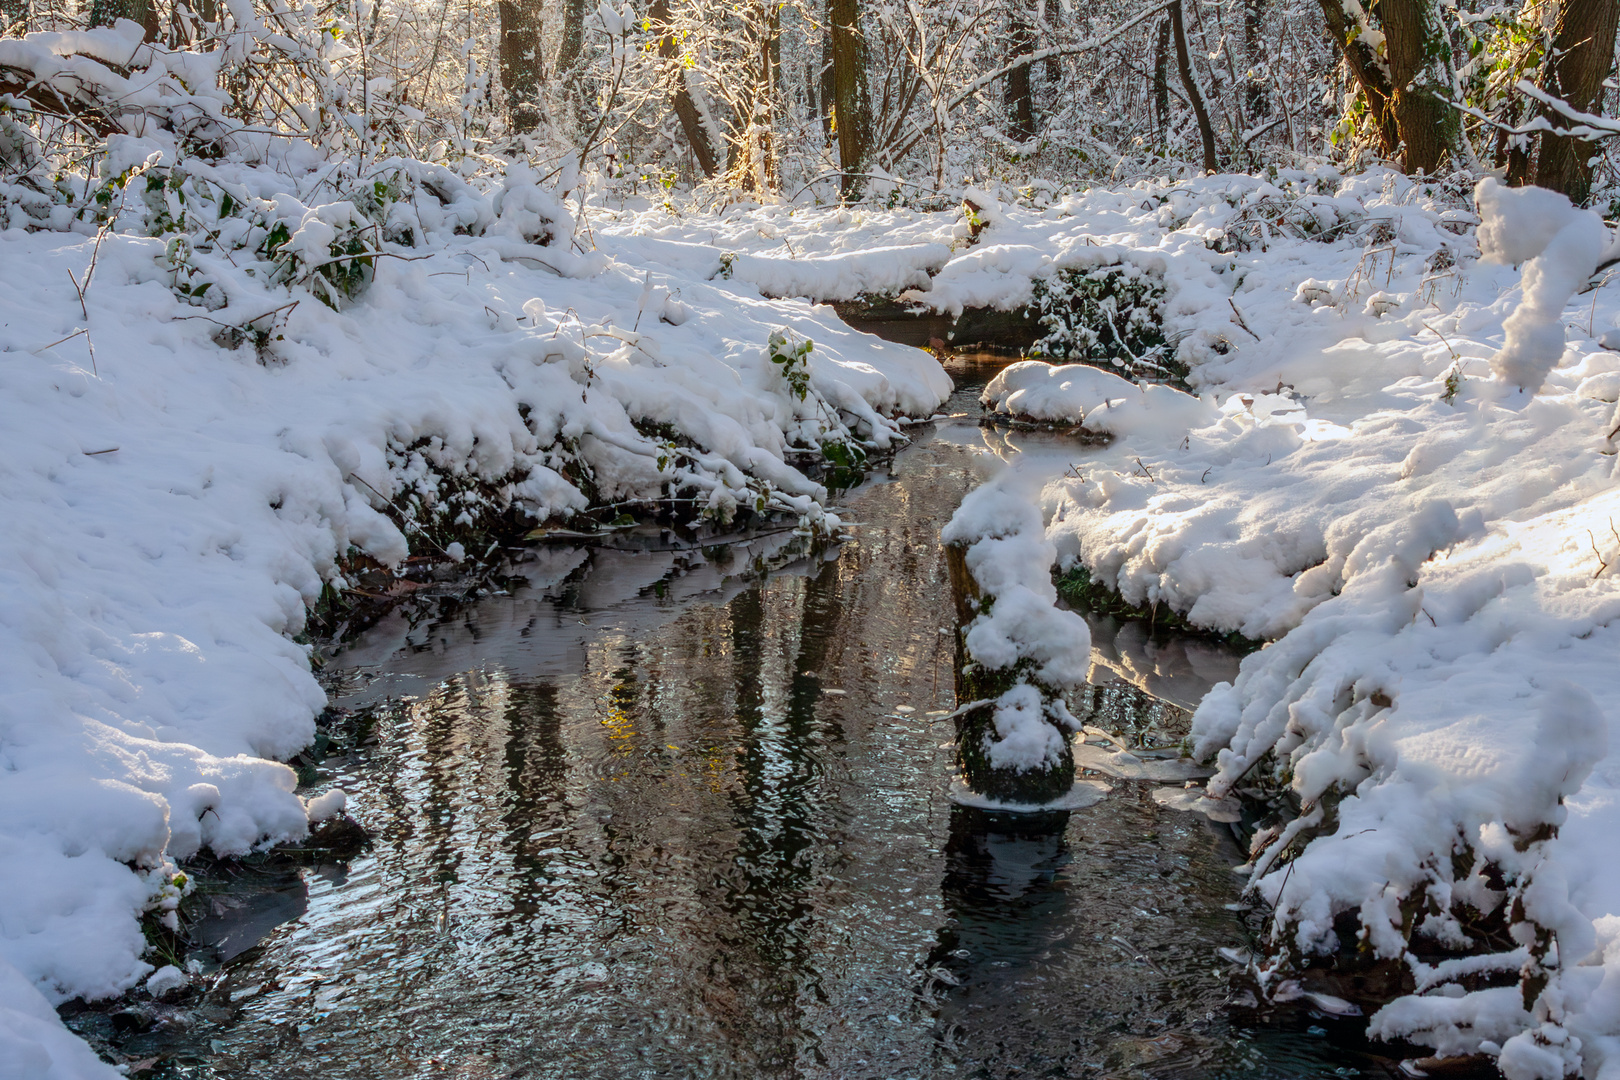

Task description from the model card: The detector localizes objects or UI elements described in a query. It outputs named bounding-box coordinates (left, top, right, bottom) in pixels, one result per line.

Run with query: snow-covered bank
left=886, top=172, right=1620, bottom=1074
left=0, top=149, right=948, bottom=1078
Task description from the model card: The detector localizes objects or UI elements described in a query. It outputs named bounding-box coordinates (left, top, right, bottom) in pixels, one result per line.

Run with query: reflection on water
left=170, top=359, right=1393, bottom=1079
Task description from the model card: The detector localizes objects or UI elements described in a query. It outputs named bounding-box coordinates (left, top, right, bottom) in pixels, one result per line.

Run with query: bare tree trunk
left=1243, top=0, right=1270, bottom=118
left=556, top=0, right=587, bottom=77
left=1153, top=17, right=1172, bottom=149
left=649, top=0, right=720, bottom=178
left=1316, top=0, right=1401, bottom=159
left=1381, top=0, right=1458, bottom=174
left=1534, top=0, right=1620, bottom=202
left=1006, top=4, right=1037, bottom=142
left=829, top=0, right=873, bottom=198
left=89, top=0, right=159, bottom=39
left=497, top=0, right=545, bottom=132
left=1169, top=0, right=1219, bottom=172
left=0, top=0, right=30, bottom=34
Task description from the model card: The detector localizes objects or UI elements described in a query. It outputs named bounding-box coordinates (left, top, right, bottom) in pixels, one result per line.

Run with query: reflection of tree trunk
left=649, top=0, right=720, bottom=177
left=497, top=0, right=545, bottom=131
left=1381, top=0, right=1457, bottom=174
left=1006, top=6, right=1037, bottom=142
left=829, top=0, right=873, bottom=199
left=498, top=683, right=571, bottom=938
left=1533, top=0, right=1620, bottom=203
left=1315, top=0, right=1400, bottom=159
left=1169, top=0, right=1219, bottom=172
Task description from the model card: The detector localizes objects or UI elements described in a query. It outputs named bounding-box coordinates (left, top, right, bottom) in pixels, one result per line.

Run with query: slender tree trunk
left=829, top=0, right=873, bottom=198
left=649, top=0, right=720, bottom=178
left=1534, top=0, right=1620, bottom=202
left=497, top=0, right=545, bottom=132
left=1381, top=0, right=1458, bottom=174
left=820, top=8, right=836, bottom=141
left=1243, top=0, right=1270, bottom=118
left=1006, top=5, right=1037, bottom=142
left=1153, top=17, right=1172, bottom=149
left=1043, top=0, right=1063, bottom=84
left=1169, top=0, right=1220, bottom=172
left=1316, top=0, right=1401, bottom=159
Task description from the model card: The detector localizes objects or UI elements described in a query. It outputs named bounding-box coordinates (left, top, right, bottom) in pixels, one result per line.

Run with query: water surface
left=124, top=358, right=1394, bottom=1079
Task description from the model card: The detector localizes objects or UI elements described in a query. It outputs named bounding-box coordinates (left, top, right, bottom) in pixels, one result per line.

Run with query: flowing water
left=82, top=357, right=1400, bottom=1079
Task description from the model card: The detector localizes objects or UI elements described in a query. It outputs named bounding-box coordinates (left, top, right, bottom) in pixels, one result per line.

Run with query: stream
left=76, top=357, right=1400, bottom=1079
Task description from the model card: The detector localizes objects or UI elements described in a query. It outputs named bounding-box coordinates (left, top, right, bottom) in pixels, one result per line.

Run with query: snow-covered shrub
left=1029, top=263, right=1174, bottom=382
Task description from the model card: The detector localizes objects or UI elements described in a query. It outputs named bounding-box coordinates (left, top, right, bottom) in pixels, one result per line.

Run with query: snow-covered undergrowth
left=845, top=171, right=1620, bottom=1074
left=0, top=27, right=953, bottom=1075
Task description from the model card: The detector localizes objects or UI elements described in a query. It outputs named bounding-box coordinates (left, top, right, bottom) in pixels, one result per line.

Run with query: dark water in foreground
left=88, top=359, right=1396, bottom=1079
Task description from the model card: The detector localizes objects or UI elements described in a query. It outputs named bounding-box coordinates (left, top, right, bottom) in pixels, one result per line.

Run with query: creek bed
left=81, top=357, right=1402, bottom=1079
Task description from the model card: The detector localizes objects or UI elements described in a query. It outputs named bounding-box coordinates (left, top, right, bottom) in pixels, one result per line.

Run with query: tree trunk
left=1153, top=17, right=1172, bottom=149
left=556, top=0, right=587, bottom=77
left=1006, top=5, right=1037, bottom=142
left=497, top=0, right=545, bottom=132
left=1380, top=0, right=1458, bottom=174
left=0, top=0, right=29, bottom=34
left=1243, top=0, right=1270, bottom=118
left=1534, top=0, right=1620, bottom=203
left=89, top=0, right=159, bottom=40
left=1315, top=0, right=1400, bottom=159
left=1169, top=0, right=1220, bottom=172
left=649, top=0, right=720, bottom=178
left=829, top=0, right=873, bottom=199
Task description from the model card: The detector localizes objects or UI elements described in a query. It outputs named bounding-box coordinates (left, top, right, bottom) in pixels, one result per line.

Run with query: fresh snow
left=7, top=76, right=1620, bottom=1076
left=0, top=120, right=949, bottom=1067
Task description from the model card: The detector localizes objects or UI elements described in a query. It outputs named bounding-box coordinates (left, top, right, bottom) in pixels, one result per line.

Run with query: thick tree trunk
left=1381, top=0, right=1458, bottom=174
left=89, top=0, right=159, bottom=40
left=1534, top=0, right=1620, bottom=203
left=1006, top=6, right=1037, bottom=142
left=649, top=0, right=720, bottom=178
left=556, top=0, right=586, bottom=77
left=497, top=0, right=545, bottom=132
left=829, top=0, right=873, bottom=199
left=1316, top=0, right=1401, bottom=159
left=1169, top=0, right=1220, bottom=172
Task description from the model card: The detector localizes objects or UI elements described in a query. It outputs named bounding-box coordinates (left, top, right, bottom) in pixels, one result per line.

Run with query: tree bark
left=0, top=0, right=29, bottom=34
left=497, top=0, right=545, bottom=132
left=1153, top=17, right=1172, bottom=149
left=1243, top=0, right=1270, bottom=118
left=829, top=0, right=873, bottom=198
left=1006, top=5, right=1037, bottom=142
left=1315, top=0, right=1401, bottom=159
left=1533, top=0, right=1620, bottom=203
left=1380, top=0, right=1458, bottom=174
left=556, top=0, right=587, bottom=77
left=89, top=0, right=160, bottom=40
left=1169, top=0, right=1220, bottom=172
left=649, top=0, right=720, bottom=178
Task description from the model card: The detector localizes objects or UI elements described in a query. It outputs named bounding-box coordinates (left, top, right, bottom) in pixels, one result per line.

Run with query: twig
left=83, top=447, right=119, bottom=455
left=1590, top=529, right=1610, bottom=579
left=1227, top=298, right=1259, bottom=340
left=1419, top=321, right=1459, bottom=360
left=1133, top=457, right=1155, bottom=481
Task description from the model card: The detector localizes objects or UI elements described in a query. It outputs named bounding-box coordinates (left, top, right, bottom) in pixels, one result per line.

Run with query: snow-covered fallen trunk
left=940, top=479, right=1090, bottom=804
